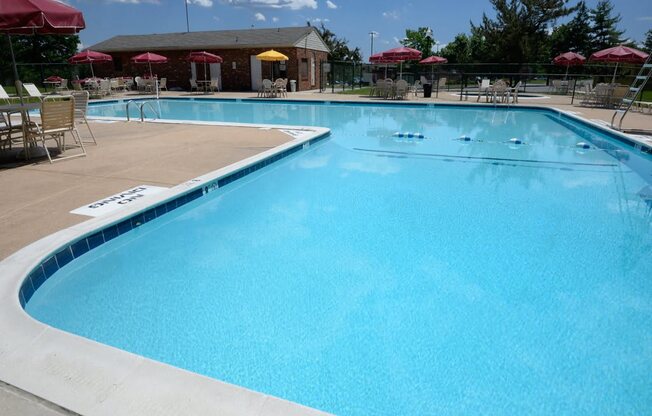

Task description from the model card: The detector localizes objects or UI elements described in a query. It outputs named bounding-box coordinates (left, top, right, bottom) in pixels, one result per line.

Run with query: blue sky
left=72, top=0, right=652, bottom=57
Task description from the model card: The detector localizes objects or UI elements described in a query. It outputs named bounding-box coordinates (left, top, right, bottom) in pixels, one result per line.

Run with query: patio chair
left=394, top=79, right=409, bottom=100
left=72, top=81, right=83, bottom=91
left=70, top=90, right=97, bottom=145
left=159, top=78, right=168, bottom=92
left=0, top=84, right=15, bottom=104
left=274, top=79, right=287, bottom=97
left=491, top=80, right=508, bottom=103
left=55, top=79, right=69, bottom=94
left=135, top=77, right=147, bottom=93
left=371, top=79, right=385, bottom=97
left=383, top=78, right=394, bottom=99
left=420, top=76, right=430, bottom=86
left=411, top=80, right=422, bottom=97
left=25, top=96, right=86, bottom=163
left=260, top=79, right=274, bottom=98
left=23, top=83, right=44, bottom=101
left=437, top=77, right=447, bottom=90
left=99, top=79, right=112, bottom=96
left=110, top=78, right=120, bottom=93
left=0, top=111, right=24, bottom=151
left=610, top=84, right=628, bottom=107
left=509, top=81, right=522, bottom=103
left=477, top=79, right=491, bottom=102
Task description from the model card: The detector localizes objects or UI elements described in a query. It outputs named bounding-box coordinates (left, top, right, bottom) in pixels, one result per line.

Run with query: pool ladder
left=126, top=100, right=160, bottom=122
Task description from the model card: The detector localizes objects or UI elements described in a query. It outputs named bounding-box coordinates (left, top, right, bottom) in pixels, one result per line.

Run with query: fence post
left=459, top=73, right=464, bottom=101
left=570, top=76, right=577, bottom=105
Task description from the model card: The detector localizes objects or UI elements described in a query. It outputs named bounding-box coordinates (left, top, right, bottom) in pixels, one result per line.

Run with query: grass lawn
left=336, top=86, right=372, bottom=95
left=640, top=90, right=652, bottom=102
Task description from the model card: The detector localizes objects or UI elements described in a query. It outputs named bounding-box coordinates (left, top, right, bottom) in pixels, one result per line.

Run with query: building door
left=209, top=63, right=221, bottom=90
left=250, top=56, right=262, bottom=91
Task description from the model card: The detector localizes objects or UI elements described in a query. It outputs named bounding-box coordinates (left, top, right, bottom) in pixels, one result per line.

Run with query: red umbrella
left=131, top=52, right=168, bottom=78
left=590, top=45, right=650, bottom=82
left=0, top=0, right=85, bottom=101
left=419, top=55, right=448, bottom=83
left=187, top=51, right=223, bottom=81
left=553, top=51, right=586, bottom=79
left=381, top=46, right=422, bottom=80
left=69, top=50, right=113, bottom=78
left=370, top=52, right=399, bottom=78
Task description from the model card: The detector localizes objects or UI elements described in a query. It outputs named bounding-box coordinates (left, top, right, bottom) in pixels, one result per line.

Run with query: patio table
left=196, top=80, right=212, bottom=94
left=0, top=102, right=42, bottom=159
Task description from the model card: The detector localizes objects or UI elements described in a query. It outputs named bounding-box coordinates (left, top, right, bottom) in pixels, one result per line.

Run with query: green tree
left=1, top=34, right=80, bottom=85
left=440, top=33, right=471, bottom=63
left=550, top=0, right=592, bottom=57
left=314, top=23, right=362, bottom=62
left=400, top=27, right=436, bottom=58
left=471, top=0, right=576, bottom=64
left=590, top=0, right=625, bottom=51
left=642, top=29, right=652, bottom=53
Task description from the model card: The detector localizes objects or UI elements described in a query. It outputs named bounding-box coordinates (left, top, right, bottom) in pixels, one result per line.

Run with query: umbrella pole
left=384, top=64, right=387, bottom=78
left=7, top=33, right=24, bottom=104
left=149, top=62, right=153, bottom=78
left=90, top=62, right=95, bottom=78
left=612, top=62, right=618, bottom=83
left=564, top=64, right=569, bottom=80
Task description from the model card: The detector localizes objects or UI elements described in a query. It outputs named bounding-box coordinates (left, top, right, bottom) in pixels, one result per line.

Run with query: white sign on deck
left=71, top=185, right=168, bottom=217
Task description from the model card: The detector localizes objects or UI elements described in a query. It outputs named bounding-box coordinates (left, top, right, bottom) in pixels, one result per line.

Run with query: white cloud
left=636, top=16, right=652, bottom=21
left=272, top=16, right=279, bottom=22
left=107, top=0, right=160, bottom=4
left=188, top=0, right=213, bottom=6
left=382, top=10, right=399, bottom=20
left=310, top=17, right=329, bottom=23
left=224, top=0, right=317, bottom=10
left=255, top=12, right=266, bottom=20
left=326, top=0, right=337, bottom=9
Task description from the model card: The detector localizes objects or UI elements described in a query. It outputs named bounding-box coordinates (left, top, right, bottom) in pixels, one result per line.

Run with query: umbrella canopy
left=187, top=51, right=223, bottom=64
left=131, top=52, right=168, bottom=78
left=256, top=49, right=289, bottom=61
left=590, top=45, right=649, bottom=83
left=369, top=53, right=398, bottom=78
left=553, top=51, right=586, bottom=66
left=69, top=50, right=112, bottom=78
left=419, top=55, right=448, bottom=65
left=0, top=0, right=86, bottom=34
left=589, top=45, right=649, bottom=63
left=0, top=0, right=86, bottom=102
left=380, top=47, right=422, bottom=79
left=188, top=51, right=222, bottom=82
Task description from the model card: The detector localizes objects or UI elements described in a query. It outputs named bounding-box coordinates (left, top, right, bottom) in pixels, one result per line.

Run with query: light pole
left=185, top=0, right=190, bottom=32
left=369, top=31, right=378, bottom=58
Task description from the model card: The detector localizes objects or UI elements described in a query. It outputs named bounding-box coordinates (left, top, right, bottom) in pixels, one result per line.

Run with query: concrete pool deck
left=0, top=93, right=650, bottom=415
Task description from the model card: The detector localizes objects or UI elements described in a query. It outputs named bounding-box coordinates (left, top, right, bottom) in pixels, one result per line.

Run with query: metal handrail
left=138, top=100, right=160, bottom=122
left=125, top=100, right=137, bottom=121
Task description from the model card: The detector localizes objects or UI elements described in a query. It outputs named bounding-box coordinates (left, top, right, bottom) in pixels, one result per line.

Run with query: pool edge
left=0, top=124, right=332, bottom=416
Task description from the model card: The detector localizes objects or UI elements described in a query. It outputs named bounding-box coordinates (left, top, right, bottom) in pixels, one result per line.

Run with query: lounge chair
left=23, top=83, right=44, bottom=101
left=25, top=96, right=86, bottom=163
left=70, top=90, right=97, bottom=145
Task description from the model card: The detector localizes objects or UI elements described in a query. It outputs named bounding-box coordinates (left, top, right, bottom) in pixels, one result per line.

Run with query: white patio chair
left=411, top=80, right=422, bottom=97
left=25, top=96, right=86, bottom=163
left=159, top=78, right=168, bottom=92
left=394, top=79, right=409, bottom=100
left=477, top=79, right=490, bottom=102
left=55, top=79, right=69, bottom=93
left=189, top=78, right=199, bottom=94
left=70, top=90, right=97, bottom=145
left=23, top=83, right=44, bottom=101
left=274, top=78, right=287, bottom=97
left=437, top=77, right=447, bottom=90
left=135, top=77, right=147, bottom=93
left=509, top=81, right=522, bottom=103
left=491, top=79, right=508, bottom=103
left=99, top=79, right=112, bottom=96
left=261, top=79, right=274, bottom=98
left=383, top=78, right=394, bottom=99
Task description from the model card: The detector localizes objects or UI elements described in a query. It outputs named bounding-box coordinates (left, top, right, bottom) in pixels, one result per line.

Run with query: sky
left=69, top=0, right=652, bottom=58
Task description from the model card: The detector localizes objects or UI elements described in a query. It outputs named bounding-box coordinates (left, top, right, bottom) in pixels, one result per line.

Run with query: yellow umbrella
left=256, top=49, right=289, bottom=79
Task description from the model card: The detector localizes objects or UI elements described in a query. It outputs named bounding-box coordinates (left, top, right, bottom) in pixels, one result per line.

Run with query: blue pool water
left=29, top=100, right=652, bottom=415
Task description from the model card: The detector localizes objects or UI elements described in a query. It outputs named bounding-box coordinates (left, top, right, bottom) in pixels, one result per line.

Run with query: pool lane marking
left=352, top=148, right=619, bottom=167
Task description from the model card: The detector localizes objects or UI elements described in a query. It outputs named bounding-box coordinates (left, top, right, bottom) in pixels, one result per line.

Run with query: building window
left=113, top=56, right=122, bottom=71
left=300, top=58, right=308, bottom=80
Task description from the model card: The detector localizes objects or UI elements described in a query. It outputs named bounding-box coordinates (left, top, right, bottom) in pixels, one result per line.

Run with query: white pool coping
left=0, top=122, right=331, bottom=416
left=1, top=99, right=650, bottom=416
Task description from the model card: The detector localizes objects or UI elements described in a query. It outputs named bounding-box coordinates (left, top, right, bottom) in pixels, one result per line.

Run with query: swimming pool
left=26, top=99, right=652, bottom=415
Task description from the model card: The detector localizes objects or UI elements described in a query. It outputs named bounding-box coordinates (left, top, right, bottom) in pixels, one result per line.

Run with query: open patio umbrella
left=0, top=0, right=86, bottom=102
left=380, top=46, right=422, bottom=79
left=590, top=45, right=649, bottom=83
left=419, top=55, right=448, bottom=82
left=187, top=51, right=223, bottom=82
left=256, top=49, right=289, bottom=79
left=131, top=52, right=168, bottom=78
left=553, top=51, right=586, bottom=79
left=370, top=52, right=399, bottom=78
left=68, top=50, right=112, bottom=78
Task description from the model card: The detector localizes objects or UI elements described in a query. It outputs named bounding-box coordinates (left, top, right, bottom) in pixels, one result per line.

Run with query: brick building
left=88, top=26, right=330, bottom=92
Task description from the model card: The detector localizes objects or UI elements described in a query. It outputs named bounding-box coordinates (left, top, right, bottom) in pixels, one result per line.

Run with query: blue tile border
left=17, top=134, right=325, bottom=307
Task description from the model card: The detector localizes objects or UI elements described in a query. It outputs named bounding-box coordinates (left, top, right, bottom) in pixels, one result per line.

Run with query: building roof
left=89, top=26, right=330, bottom=53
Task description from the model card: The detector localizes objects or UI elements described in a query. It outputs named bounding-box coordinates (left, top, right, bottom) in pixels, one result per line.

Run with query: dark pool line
left=353, top=148, right=619, bottom=167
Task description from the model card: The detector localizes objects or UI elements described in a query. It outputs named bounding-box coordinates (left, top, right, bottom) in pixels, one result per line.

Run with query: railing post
left=570, top=76, right=577, bottom=105
left=459, top=73, right=464, bottom=101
